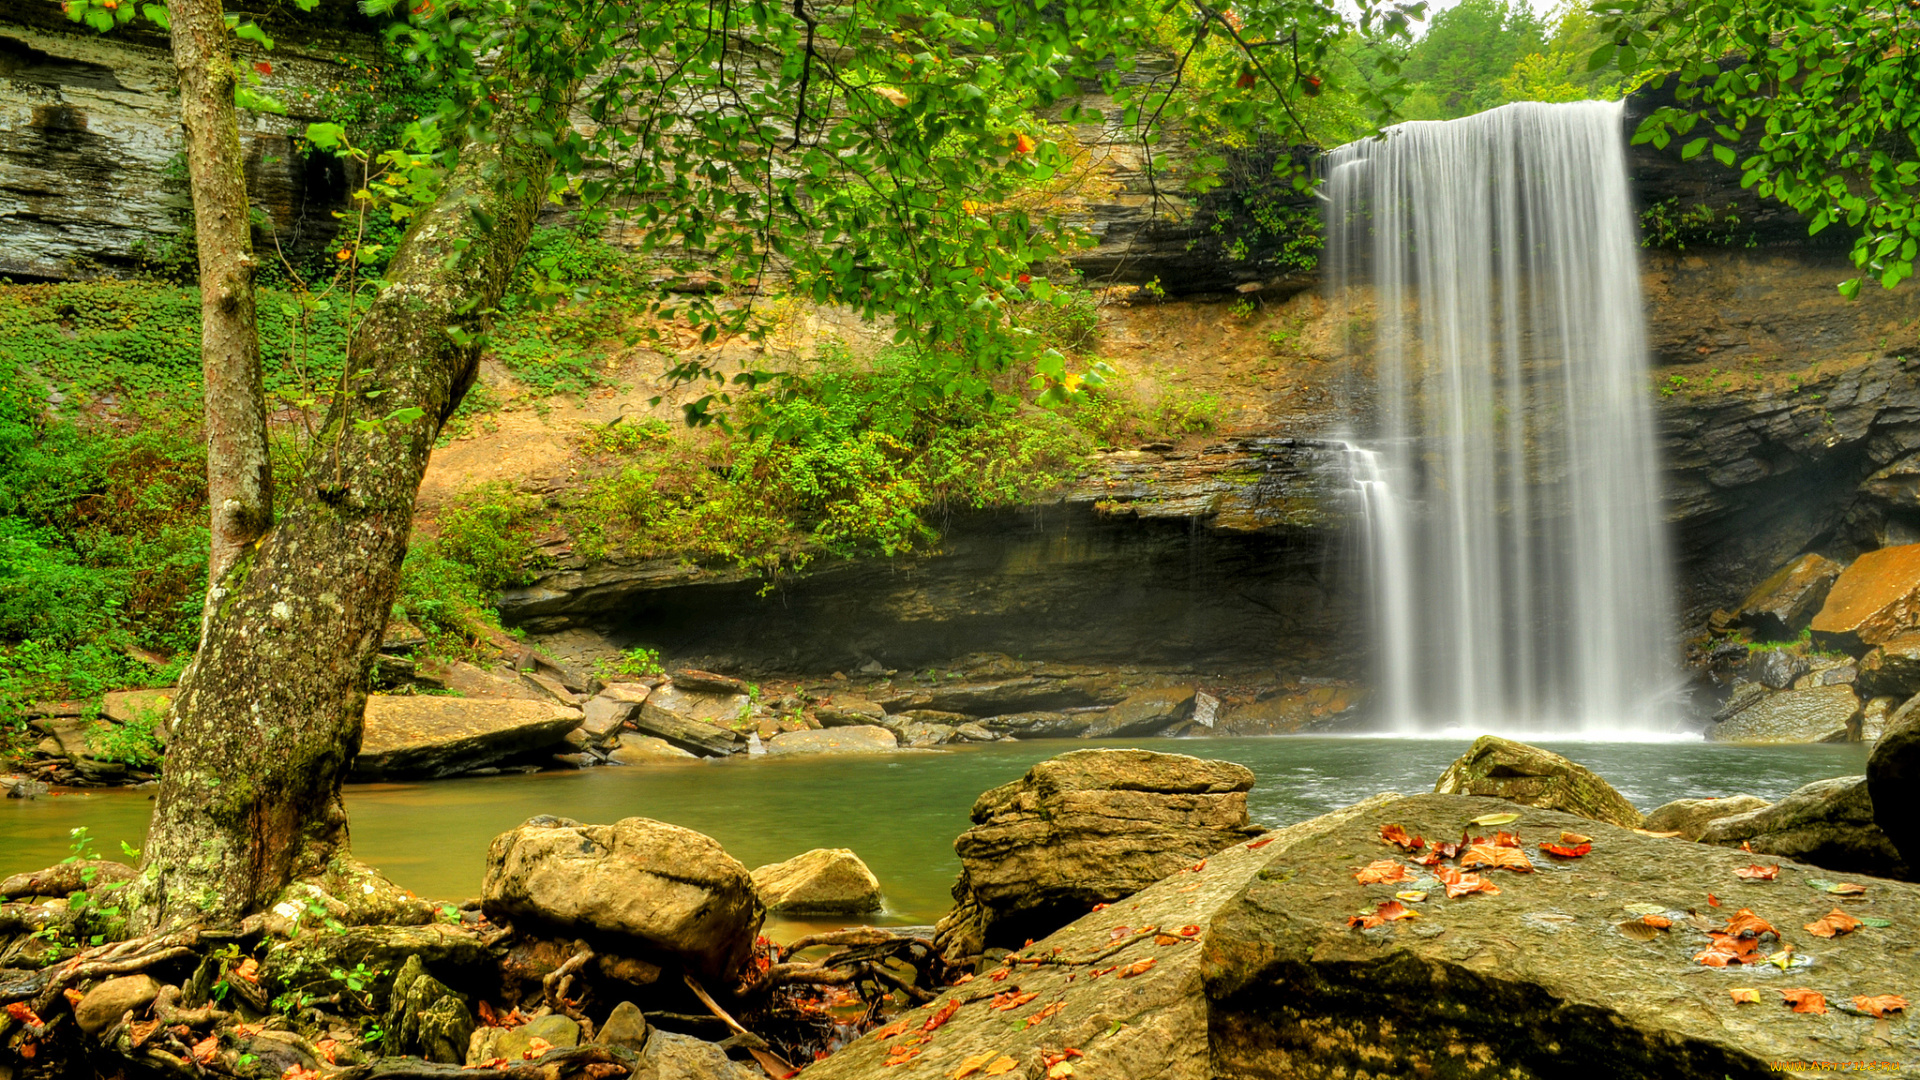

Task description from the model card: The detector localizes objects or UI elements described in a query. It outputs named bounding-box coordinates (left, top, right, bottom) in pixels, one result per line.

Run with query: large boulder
left=765, top=726, right=898, bottom=755
left=1432, top=736, right=1643, bottom=827
left=932, top=749, right=1262, bottom=962
left=1707, top=684, right=1861, bottom=743
left=1868, top=698, right=1920, bottom=871
left=1699, top=776, right=1910, bottom=880
left=632, top=686, right=750, bottom=757
left=1810, top=542, right=1920, bottom=654
left=802, top=795, right=1400, bottom=1080
left=73, top=974, right=160, bottom=1035
left=1203, top=794, right=1920, bottom=1080
left=750, top=849, right=882, bottom=915
left=976, top=711, right=1094, bottom=739
left=1733, top=552, right=1843, bottom=640
left=1078, top=686, right=1196, bottom=739
left=353, top=697, right=584, bottom=780
left=482, top=816, right=763, bottom=982
left=1857, top=633, right=1920, bottom=698
left=1640, top=794, right=1770, bottom=840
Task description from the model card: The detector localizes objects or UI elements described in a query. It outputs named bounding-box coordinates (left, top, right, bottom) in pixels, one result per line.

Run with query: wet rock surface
left=766, top=726, right=899, bottom=755
left=805, top=795, right=1399, bottom=1080
left=1433, top=735, right=1644, bottom=827
left=933, top=749, right=1261, bottom=962
left=1642, top=795, right=1771, bottom=841
left=481, top=816, right=763, bottom=981
left=1733, top=552, right=1844, bottom=641
left=1869, top=700, right=1920, bottom=870
left=1699, top=776, right=1911, bottom=880
left=1813, top=543, right=1920, bottom=654
left=1204, top=793, right=1920, bottom=1080
left=1709, top=683, right=1862, bottom=743
left=353, top=697, right=585, bottom=780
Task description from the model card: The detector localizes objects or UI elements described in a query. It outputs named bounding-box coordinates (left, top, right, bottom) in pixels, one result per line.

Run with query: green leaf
left=1711, top=143, right=1736, bottom=167
left=1680, top=138, right=1710, bottom=161
left=140, top=3, right=169, bottom=29
left=1838, top=277, right=1861, bottom=299
left=1587, top=43, right=1616, bottom=71
left=305, top=122, right=348, bottom=151
left=232, top=20, right=273, bottom=48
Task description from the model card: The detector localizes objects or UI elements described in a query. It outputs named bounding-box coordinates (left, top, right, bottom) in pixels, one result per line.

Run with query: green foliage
left=1638, top=198, right=1755, bottom=251
left=1599, top=0, right=1920, bottom=295
left=596, top=647, right=664, bottom=681
left=1063, top=384, right=1224, bottom=447
left=433, top=482, right=549, bottom=594
left=89, top=706, right=166, bottom=769
left=1397, top=0, right=1546, bottom=120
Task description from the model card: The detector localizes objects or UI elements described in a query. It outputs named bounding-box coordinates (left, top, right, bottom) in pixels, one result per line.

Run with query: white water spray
left=1326, top=100, right=1675, bottom=733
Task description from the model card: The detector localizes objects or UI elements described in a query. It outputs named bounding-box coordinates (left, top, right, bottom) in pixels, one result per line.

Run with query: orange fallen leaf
left=1041, top=1050, right=1084, bottom=1067
left=191, top=1036, right=220, bottom=1065
left=1538, top=841, right=1592, bottom=858
left=1778, top=988, right=1827, bottom=1014
left=1348, top=899, right=1422, bottom=929
left=924, top=999, right=961, bottom=1031
left=1460, top=844, right=1534, bottom=873
left=1047, top=1064, right=1075, bottom=1079
left=875, top=1019, right=911, bottom=1039
left=1852, top=994, right=1907, bottom=1018
left=1729, top=988, right=1761, bottom=1004
left=62, top=989, right=84, bottom=1009
left=1826, top=881, right=1868, bottom=896
left=1733, top=865, right=1778, bottom=881
left=1634, top=828, right=1685, bottom=838
left=1027, top=1000, right=1066, bottom=1025
left=1246, top=838, right=1274, bottom=850
left=1803, top=908, right=1863, bottom=939
left=1108, top=925, right=1131, bottom=942
left=232, top=957, right=260, bottom=983
left=991, top=991, right=1039, bottom=1011
left=5, top=1003, right=44, bottom=1027
left=1707, top=893, right=1721, bottom=907
left=1721, top=909, right=1778, bottom=939
left=1178, top=925, right=1200, bottom=936
left=1355, top=860, right=1411, bottom=885
left=1432, top=865, right=1500, bottom=898
left=1640, top=915, right=1672, bottom=929
left=952, top=973, right=974, bottom=985
left=522, top=1037, right=554, bottom=1059
left=884, top=1047, right=923, bottom=1067
left=1090, top=903, right=1109, bottom=911
left=1560, top=831, right=1591, bottom=845
left=983, top=1057, right=1019, bottom=1077
left=1188, top=860, right=1207, bottom=873
left=1380, top=824, right=1425, bottom=851
left=1119, top=958, right=1156, bottom=978
left=1491, top=831, right=1522, bottom=848
left=952, top=1051, right=997, bottom=1078
left=1154, top=934, right=1182, bottom=946
left=314, top=1039, right=339, bottom=1065
left=283, top=1066, right=321, bottom=1080
left=129, top=1020, right=161, bottom=1048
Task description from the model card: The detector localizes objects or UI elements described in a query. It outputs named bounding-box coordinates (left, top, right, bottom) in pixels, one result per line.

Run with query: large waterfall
left=1325, top=100, right=1675, bottom=733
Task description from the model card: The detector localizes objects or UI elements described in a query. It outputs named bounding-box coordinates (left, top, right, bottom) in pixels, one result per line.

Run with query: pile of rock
left=932, top=748, right=1263, bottom=963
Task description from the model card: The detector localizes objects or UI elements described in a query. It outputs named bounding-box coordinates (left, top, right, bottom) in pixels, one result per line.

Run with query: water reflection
left=0, top=737, right=1871, bottom=931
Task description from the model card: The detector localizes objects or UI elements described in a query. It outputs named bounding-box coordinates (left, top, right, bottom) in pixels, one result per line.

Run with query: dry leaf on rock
left=1803, top=908, right=1863, bottom=939
left=1355, top=860, right=1411, bottom=885
left=952, top=1052, right=997, bottom=1078
left=1851, top=995, right=1907, bottom=1018
left=1778, top=988, right=1828, bottom=1014
left=982, top=1057, right=1019, bottom=1076
left=1468, top=812, right=1520, bottom=826
left=1118, top=959, right=1156, bottom=978
left=1460, top=844, right=1534, bottom=873
left=1380, top=824, right=1425, bottom=851
left=990, top=991, right=1039, bottom=1011
left=1734, top=865, right=1779, bottom=881
left=1729, top=988, right=1761, bottom=1004
left=924, top=999, right=961, bottom=1031
left=1539, top=841, right=1592, bottom=858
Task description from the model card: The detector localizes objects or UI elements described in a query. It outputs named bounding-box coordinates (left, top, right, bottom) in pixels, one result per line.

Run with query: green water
left=0, top=737, right=1871, bottom=931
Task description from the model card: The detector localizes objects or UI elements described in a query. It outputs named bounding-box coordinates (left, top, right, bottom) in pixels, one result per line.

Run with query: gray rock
left=934, top=749, right=1261, bottom=962
left=1432, top=736, right=1643, bottom=828
left=599, top=683, right=654, bottom=705
left=874, top=674, right=1134, bottom=717
left=766, top=726, right=899, bottom=755
left=1700, top=776, right=1910, bottom=879
left=1078, top=686, right=1197, bottom=739
left=1707, top=683, right=1861, bottom=743
left=353, top=697, right=585, bottom=780
left=1862, top=695, right=1897, bottom=743
left=482, top=817, right=763, bottom=981
left=751, top=849, right=883, bottom=914
left=383, top=954, right=474, bottom=1063
left=814, top=697, right=885, bottom=726
left=2, top=776, right=49, bottom=800
left=978, top=711, right=1094, bottom=739
left=1733, top=552, right=1843, bottom=640
left=73, top=974, right=160, bottom=1034
left=1639, top=794, right=1770, bottom=840
left=581, top=695, right=640, bottom=742
left=878, top=719, right=954, bottom=747
left=493, top=1014, right=580, bottom=1061
left=1746, top=648, right=1810, bottom=690
left=634, top=1029, right=758, bottom=1080
left=1713, top=680, right=1770, bottom=723
left=952, top=722, right=999, bottom=742
left=634, top=686, right=750, bottom=757
left=607, top=734, right=698, bottom=763
left=669, top=669, right=751, bottom=696
left=1857, top=633, right=1920, bottom=698
left=1869, top=692, right=1920, bottom=871
left=596, top=1001, right=650, bottom=1052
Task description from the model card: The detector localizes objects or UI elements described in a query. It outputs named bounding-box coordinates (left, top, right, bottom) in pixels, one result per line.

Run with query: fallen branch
left=684, top=974, right=797, bottom=1079
left=542, top=941, right=596, bottom=1039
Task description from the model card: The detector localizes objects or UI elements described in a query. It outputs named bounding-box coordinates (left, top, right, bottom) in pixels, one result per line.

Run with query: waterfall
left=1326, top=99, right=1675, bottom=733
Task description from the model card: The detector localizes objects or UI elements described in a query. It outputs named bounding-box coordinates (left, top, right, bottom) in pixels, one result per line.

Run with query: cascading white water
left=1326, top=99, right=1675, bottom=733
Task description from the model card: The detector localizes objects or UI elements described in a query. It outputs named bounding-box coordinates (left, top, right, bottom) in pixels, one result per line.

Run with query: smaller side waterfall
left=1327, top=100, right=1676, bottom=733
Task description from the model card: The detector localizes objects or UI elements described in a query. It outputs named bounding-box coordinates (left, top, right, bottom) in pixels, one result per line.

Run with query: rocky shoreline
left=4, top=728, right=1916, bottom=1079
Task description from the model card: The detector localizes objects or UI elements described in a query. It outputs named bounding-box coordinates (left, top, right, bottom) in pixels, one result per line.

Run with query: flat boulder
left=1699, top=776, right=1910, bottom=880
left=766, top=726, right=898, bottom=755
left=1640, top=794, right=1770, bottom=841
left=1707, top=684, right=1860, bottom=743
left=873, top=674, right=1132, bottom=717
left=976, top=711, right=1093, bottom=739
left=608, top=733, right=698, bottom=764
left=802, top=795, right=1399, bottom=1080
left=750, top=849, right=882, bottom=914
left=1433, top=735, right=1643, bottom=827
left=813, top=698, right=885, bottom=727
left=482, top=816, right=762, bottom=981
left=1734, top=552, right=1843, bottom=641
left=1203, top=794, right=1920, bottom=1079
left=634, top=685, right=750, bottom=757
left=354, top=697, right=583, bottom=780
left=1077, top=685, right=1195, bottom=739
left=1811, top=542, right=1920, bottom=654
left=1868, top=701, right=1920, bottom=871
left=933, top=749, right=1261, bottom=963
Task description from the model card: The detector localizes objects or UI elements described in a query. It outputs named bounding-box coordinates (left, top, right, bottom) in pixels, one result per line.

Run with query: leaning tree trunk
left=170, top=0, right=273, bottom=585
left=133, top=126, right=556, bottom=929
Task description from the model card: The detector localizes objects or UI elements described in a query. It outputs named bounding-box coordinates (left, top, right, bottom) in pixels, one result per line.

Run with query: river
left=0, top=736, right=1869, bottom=933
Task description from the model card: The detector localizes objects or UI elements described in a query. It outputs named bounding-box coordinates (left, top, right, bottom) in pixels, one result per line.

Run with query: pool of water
left=0, top=736, right=1870, bottom=931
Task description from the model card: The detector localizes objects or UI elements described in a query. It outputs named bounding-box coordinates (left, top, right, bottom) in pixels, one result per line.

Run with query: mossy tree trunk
left=170, top=0, right=272, bottom=585
left=134, top=126, right=556, bottom=928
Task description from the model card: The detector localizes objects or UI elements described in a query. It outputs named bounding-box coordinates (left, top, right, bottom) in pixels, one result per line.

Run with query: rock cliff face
left=0, top=1, right=373, bottom=280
